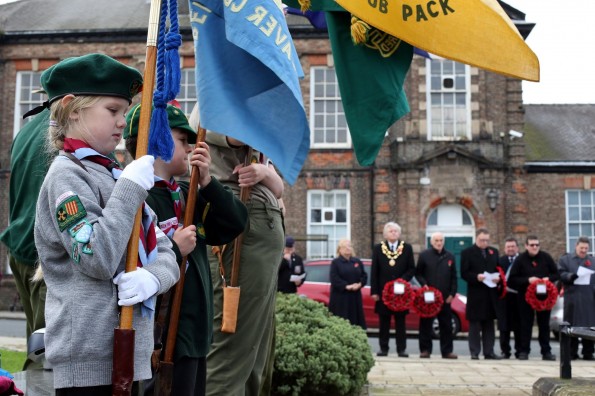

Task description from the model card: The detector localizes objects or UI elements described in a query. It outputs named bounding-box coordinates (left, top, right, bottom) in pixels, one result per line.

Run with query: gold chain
left=381, top=241, right=404, bottom=266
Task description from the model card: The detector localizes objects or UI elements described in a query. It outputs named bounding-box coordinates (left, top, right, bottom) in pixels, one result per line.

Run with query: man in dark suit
left=497, top=237, right=520, bottom=359
left=461, top=228, right=501, bottom=360
left=371, top=222, right=415, bottom=357
left=416, top=232, right=459, bottom=359
left=277, top=236, right=306, bottom=293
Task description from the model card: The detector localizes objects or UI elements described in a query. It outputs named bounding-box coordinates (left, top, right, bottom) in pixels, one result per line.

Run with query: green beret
left=124, top=104, right=197, bottom=144
left=41, top=53, right=143, bottom=104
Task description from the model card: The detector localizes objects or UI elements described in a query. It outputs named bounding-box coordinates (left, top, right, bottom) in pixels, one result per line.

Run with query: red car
left=298, top=259, right=469, bottom=338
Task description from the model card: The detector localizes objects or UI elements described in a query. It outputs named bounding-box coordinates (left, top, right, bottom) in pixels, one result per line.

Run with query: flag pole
left=154, top=127, right=206, bottom=395
left=112, top=0, right=161, bottom=394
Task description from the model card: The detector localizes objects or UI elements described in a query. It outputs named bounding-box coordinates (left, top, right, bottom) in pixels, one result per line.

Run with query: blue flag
left=189, top=0, right=310, bottom=185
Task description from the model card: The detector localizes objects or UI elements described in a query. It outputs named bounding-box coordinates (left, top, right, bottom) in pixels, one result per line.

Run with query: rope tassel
left=148, top=0, right=182, bottom=162
left=350, top=16, right=371, bottom=45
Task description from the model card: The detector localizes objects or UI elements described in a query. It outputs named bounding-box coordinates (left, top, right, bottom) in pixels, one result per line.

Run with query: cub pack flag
left=333, top=0, right=539, bottom=81
left=189, top=0, right=310, bottom=184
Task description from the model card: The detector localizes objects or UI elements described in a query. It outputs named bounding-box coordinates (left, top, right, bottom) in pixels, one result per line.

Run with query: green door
left=425, top=236, right=473, bottom=296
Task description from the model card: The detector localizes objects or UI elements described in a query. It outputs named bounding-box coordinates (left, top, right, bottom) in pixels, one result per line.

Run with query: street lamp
left=487, top=189, right=499, bottom=211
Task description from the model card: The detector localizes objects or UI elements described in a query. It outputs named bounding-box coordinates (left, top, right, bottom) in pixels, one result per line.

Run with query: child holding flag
left=124, top=103, right=248, bottom=395
left=33, top=53, right=179, bottom=394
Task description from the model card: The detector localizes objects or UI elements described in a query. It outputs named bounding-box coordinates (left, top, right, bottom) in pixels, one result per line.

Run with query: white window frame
left=565, top=190, right=595, bottom=254
left=309, top=66, right=351, bottom=149
left=178, top=68, right=197, bottom=116
left=307, top=189, right=350, bottom=259
left=14, top=71, right=45, bottom=136
left=425, top=59, right=471, bottom=141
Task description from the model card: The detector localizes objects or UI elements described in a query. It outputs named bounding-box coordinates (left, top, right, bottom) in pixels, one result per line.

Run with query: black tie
left=391, top=244, right=395, bottom=252
left=482, top=249, right=487, bottom=258
left=509, top=256, right=514, bottom=265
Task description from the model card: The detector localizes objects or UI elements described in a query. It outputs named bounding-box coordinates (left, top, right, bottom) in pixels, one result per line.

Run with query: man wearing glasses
left=508, top=235, right=560, bottom=361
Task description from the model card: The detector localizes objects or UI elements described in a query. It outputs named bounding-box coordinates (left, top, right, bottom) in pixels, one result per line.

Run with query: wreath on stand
left=525, top=280, right=558, bottom=311
left=496, top=266, right=507, bottom=299
left=382, top=279, right=413, bottom=312
left=412, top=286, right=444, bottom=318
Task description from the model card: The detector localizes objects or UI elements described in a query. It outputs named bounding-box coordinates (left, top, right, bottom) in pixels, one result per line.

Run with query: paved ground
left=2, top=311, right=594, bottom=395
left=364, top=355, right=595, bottom=395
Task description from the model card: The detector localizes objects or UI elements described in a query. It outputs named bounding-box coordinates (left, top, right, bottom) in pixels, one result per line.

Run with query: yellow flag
left=333, top=0, right=539, bottom=81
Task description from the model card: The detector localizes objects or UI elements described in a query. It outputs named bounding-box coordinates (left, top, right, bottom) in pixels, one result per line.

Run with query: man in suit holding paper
left=558, top=236, right=595, bottom=360
left=461, top=228, right=501, bottom=360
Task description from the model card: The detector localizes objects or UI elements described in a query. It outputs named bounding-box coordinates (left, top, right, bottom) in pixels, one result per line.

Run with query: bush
left=272, top=293, right=374, bottom=396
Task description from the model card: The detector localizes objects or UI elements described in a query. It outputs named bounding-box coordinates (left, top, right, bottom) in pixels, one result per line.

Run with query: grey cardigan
left=34, top=156, right=179, bottom=389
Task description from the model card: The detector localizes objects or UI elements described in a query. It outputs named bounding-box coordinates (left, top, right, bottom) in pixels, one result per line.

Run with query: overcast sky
left=1, top=0, right=591, bottom=104
left=506, top=0, right=594, bottom=104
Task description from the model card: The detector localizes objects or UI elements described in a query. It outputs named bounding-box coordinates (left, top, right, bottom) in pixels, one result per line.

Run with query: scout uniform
left=33, top=54, right=180, bottom=390
left=124, top=104, right=248, bottom=394
left=205, top=131, right=285, bottom=396
left=0, top=109, right=52, bottom=364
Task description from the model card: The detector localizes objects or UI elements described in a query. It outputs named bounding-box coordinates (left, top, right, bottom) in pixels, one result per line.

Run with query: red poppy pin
left=585, top=260, right=592, bottom=267
left=448, top=260, right=453, bottom=267
left=532, top=261, right=538, bottom=267
left=488, top=249, right=494, bottom=255
left=354, top=263, right=359, bottom=268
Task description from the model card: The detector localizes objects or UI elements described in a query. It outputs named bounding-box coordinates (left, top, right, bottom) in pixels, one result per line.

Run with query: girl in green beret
left=33, top=53, right=180, bottom=395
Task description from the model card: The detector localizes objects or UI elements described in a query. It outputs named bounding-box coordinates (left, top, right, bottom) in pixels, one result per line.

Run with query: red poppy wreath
left=382, top=279, right=413, bottom=312
left=412, top=286, right=444, bottom=318
left=525, top=280, right=558, bottom=311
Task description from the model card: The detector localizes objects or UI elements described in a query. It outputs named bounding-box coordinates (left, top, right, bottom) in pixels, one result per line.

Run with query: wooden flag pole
left=112, top=0, right=161, bottom=394
left=154, top=127, right=207, bottom=395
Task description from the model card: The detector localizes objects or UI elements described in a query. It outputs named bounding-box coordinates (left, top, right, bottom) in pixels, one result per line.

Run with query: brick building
left=1, top=0, right=594, bottom=306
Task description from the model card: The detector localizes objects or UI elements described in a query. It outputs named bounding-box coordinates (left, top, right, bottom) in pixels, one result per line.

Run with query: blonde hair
left=336, top=239, right=355, bottom=257
left=46, top=96, right=103, bottom=153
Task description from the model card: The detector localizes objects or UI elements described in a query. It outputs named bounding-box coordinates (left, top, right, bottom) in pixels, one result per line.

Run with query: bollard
left=560, top=322, right=571, bottom=379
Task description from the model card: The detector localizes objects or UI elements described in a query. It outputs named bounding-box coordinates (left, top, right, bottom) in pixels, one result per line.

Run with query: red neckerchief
left=63, top=138, right=121, bottom=171
left=155, top=178, right=183, bottom=235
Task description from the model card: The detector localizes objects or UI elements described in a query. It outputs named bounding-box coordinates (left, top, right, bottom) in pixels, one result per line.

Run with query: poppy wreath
left=496, top=266, right=507, bottom=299
left=525, top=280, right=558, bottom=311
left=412, top=286, right=444, bottom=318
left=382, top=279, right=414, bottom=312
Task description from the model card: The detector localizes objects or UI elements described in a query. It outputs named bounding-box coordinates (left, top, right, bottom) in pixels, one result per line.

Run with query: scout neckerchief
left=64, top=137, right=157, bottom=317
left=154, top=177, right=183, bottom=238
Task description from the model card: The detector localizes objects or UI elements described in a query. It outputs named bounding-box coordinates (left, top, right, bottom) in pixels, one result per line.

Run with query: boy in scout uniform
left=125, top=103, right=248, bottom=395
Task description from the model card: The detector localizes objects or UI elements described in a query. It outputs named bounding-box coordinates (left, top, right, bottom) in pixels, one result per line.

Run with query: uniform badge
left=68, top=219, right=93, bottom=243
left=56, top=195, right=87, bottom=231
left=71, top=241, right=80, bottom=264
left=196, top=223, right=206, bottom=239
left=82, top=243, right=94, bottom=255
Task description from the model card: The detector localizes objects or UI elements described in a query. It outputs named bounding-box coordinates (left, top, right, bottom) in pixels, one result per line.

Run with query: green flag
left=325, top=12, right=413, bottom=165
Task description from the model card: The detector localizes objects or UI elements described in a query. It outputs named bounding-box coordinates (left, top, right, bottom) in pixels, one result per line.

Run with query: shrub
left=272, top=293, right=374, bottom=396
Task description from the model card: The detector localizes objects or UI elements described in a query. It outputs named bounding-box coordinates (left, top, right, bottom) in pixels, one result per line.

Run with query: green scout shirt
left=145, top=177, right=248, bottom=359
left=0, top=110, right=55, bottom=265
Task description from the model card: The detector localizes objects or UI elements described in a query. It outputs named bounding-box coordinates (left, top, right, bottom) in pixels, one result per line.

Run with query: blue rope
left=148, top=0, right=181, bottom=162
left=165, top=0, right=181, bottom=100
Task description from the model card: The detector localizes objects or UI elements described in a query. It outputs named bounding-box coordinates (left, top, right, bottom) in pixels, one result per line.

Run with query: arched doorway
left=426, top=204, right=475, bottom=295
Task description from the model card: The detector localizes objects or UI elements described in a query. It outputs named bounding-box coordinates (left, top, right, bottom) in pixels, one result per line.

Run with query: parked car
left=298, top=259, right=469, bottom=338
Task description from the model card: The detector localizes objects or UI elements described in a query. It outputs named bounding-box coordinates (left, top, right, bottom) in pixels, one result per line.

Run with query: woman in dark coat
left=329, top=239, right=367, bottom=329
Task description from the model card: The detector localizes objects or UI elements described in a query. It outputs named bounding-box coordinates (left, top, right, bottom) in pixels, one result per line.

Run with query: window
left=426, top=59, right=470, bottom=140
left=307, top=190, right=350, bottom=259
left=14, top=71, right=45, bottom=136
left=566, top=190, right=595, bottom=253
left=178, top=68, right=197, bottom=116
left=310, top=67, right=350, bottom=148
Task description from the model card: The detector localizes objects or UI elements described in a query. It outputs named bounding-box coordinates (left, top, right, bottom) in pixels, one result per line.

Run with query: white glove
left=113, top=267, right=160, bottom=306
left=120, top=155, right=155, bottom=190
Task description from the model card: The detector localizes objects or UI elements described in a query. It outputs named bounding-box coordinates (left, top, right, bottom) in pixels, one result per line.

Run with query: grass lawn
left=0, top=349, right=26, bottom=374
